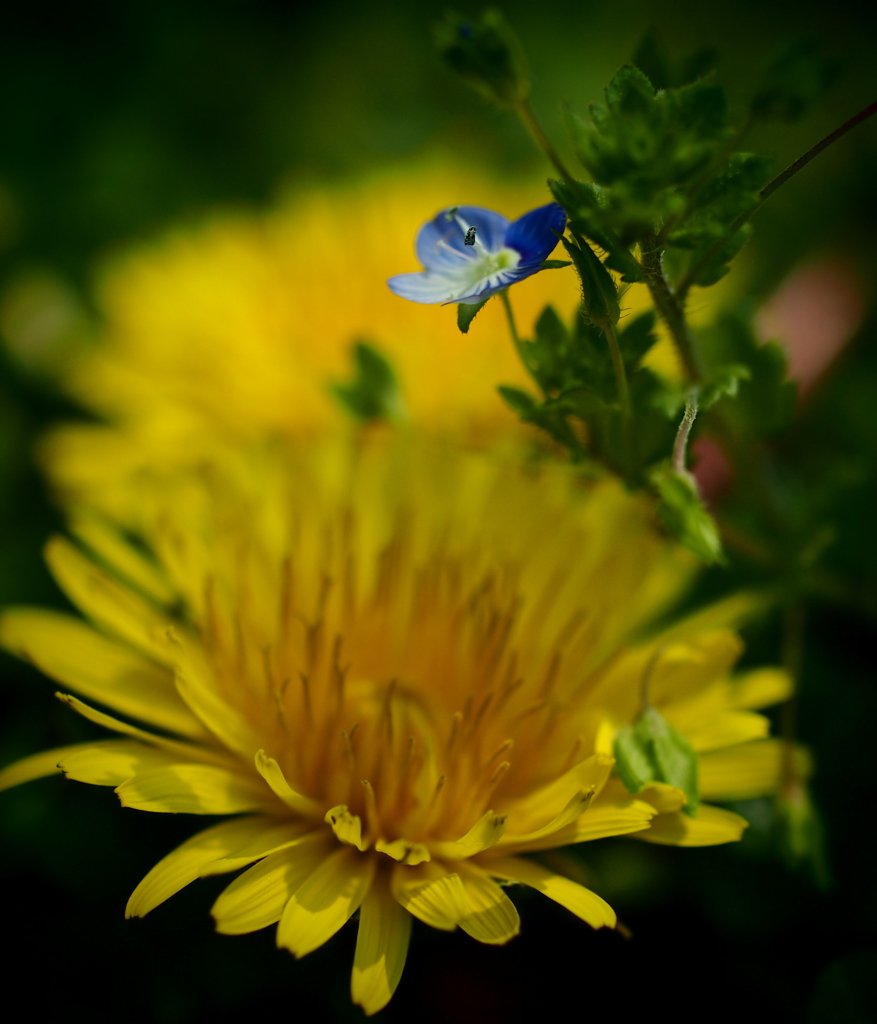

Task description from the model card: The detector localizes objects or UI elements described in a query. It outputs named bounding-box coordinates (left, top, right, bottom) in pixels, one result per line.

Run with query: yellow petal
left=116, top=763, right=272, bottom=814
left=0, top=742, right=97, bottom=792
left=431, top=810, right=506, bottom=859
left=212, top=833, right=333, bottom=935
left=126, top=815, right=277, bottom=917
left=456, top=865, right=520, bottom=945
left=351, top=877, right=413, bottom=1016
left=486, top=856, right=616, bottom=929
left=390, top=863, right=467, bottom=931
left=69, top=512, right=176, bottom=606
left=633, top=782, right=687, bottom=813
left=374, top=839, right=431, bottom=866
left=501, top=794, right=655, bottom=853
left=45, top=536, right=170, bottom=656
left=672, top=709, right=770, bottom=753
left=637, top=804, right=748, bottom=846
left=728, top=667, right=793, bottom=709
left=501, top=753, right=613, bottom=835
left=172, top=660, right=263, bottom=760
left=255, top=750, right=321, bottom=817
left=325, top=805, right=367, bottom=850
left=55, top=692, right=236, bottom=769
left=200, top=819, right=315, bottom=876
left=0, top=608, right=206, bottom=740
left=58, top=739, right=186, bottom=786
left=700, top=739, right=812, bottom=801
left=498, top=789, right=594, bottom=850
left=277, top=845, right=376, bottom=957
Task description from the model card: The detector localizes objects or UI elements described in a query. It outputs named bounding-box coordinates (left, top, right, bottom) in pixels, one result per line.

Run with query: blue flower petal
left=504, top=202, right=567, bottom=267
left=387, top=271, right=462, bottom=304
left=415, top=206, right=510, bottom=271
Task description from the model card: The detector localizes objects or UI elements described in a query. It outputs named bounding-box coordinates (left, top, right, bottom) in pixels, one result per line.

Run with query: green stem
left=603, top=319, right=636, bottom=475
left=760, top=99, right=877, bottom=205
left=499, top=289, right=530, bottom=376
left=640, top=231, right=704, bottom=383
left=672, top=390, right=699, bottom=475
left=677, top=99, right=877, bottom=299
left=516, top=98, right=587, bottom=201
left=603, top=321, right=632, bottom=423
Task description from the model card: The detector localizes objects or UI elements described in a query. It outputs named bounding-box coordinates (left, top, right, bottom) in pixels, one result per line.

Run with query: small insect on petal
left=464, top=227, right=477, bottom=246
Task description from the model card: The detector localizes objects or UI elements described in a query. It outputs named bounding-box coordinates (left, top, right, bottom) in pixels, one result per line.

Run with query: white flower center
left=447, top=245, right=521, bottom=301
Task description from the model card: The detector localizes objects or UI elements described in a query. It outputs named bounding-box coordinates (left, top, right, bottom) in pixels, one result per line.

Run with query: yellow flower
left=0, top=435, right=791, bottom=1014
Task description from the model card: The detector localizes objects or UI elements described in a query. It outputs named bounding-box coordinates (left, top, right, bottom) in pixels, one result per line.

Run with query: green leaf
left=633, top=32, right=717, bottom=91
left=652, top=464, right=725, bottom=565
left=457, top=297, right=490, bottom=334
left=699, top=311, right=797, bottom=437
left=497, top=384, right=537, bottom=417
left=540, top=259, right=572, bottom=269
left=618, top=311, right=658, bottom=370
left=606, top=64, right=655, bottom=118
left=497, top=385, right=586, bottom=459
left=699, top=363, right=751, bottom=410
left=750, top=39, right=840, bottom=122
left=330, top=342, right=403, bottom=422
left=614, top=705, right=700, bottom=815
left=560, top=235, right=620, bottom=327
left=432, top=10, right=530, bottom=110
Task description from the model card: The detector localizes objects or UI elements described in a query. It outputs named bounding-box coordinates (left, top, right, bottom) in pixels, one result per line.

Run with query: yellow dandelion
left=0, top=436, right=791, bottom=1014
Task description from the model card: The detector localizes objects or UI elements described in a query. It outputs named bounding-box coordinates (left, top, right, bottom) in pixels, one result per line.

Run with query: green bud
left=614, top=704, right=700, bottom=816
left=433, top=10, right=530, bottom=110
left=652, top=463, right=725, bottom=565
left=774, top=781, right=832, bottom=889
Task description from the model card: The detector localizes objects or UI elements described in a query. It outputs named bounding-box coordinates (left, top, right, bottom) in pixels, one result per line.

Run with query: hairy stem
left=640, top=232, right=704, bottom=383
left=672, top=391, right=699, bottom=475
left=516, top=99, right=587, bottom=200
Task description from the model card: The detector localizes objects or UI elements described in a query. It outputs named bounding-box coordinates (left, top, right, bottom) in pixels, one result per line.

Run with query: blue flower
left=387, top=202, right=567, bottom=305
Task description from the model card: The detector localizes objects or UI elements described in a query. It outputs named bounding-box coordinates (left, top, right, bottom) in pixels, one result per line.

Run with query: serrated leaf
left=633, top=32, right=717, bottom=91
left=699, top=312, right=797, bottom=436
left=672, top=78, right=728, bottom=137
left=613, top=705, right=700, bottom=815
left=699, top=364, right=751, bottom=409
left=457, top=297, right=490, bottom=334
left=606, top=64, right=655, bottom=117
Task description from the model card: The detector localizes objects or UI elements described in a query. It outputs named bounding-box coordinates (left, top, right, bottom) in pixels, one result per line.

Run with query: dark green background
left=1, top=2, right=875, bottom=1021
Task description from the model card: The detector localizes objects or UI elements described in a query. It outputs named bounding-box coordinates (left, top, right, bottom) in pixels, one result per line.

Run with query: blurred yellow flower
left=1, top=434, right=792, bottom=1014
left=45, top=154, right=733, bottom=513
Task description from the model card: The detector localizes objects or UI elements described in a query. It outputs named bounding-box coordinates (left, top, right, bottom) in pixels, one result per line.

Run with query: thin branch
left=677, top=100, right=877, bottom=299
